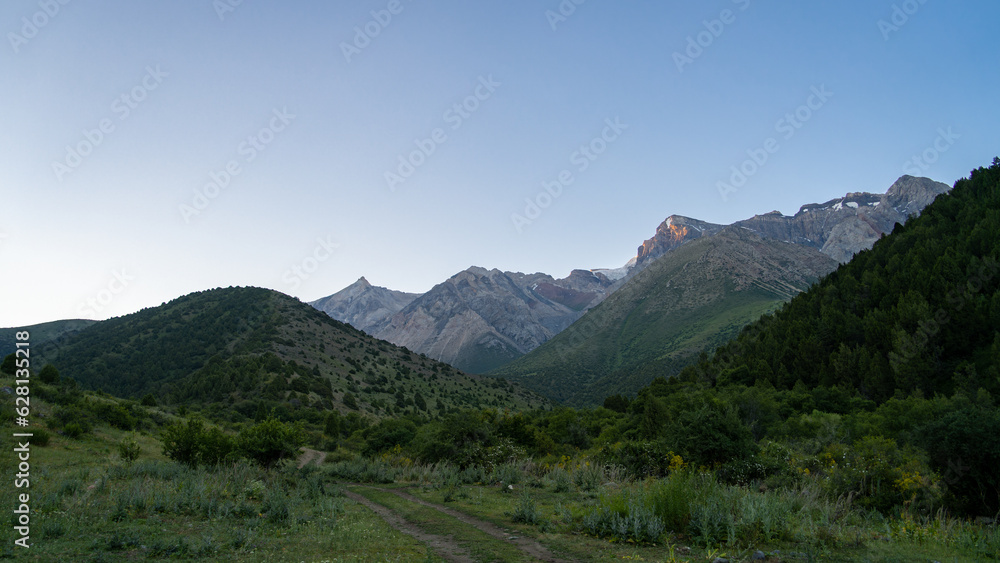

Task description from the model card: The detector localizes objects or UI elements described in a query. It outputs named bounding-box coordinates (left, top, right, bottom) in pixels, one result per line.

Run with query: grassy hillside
left=493, top=228, right=836, bottom=406
left=33, top=286, right=548, bottom=421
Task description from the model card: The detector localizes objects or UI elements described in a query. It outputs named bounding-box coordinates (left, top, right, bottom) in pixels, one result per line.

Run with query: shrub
left=92, top=402, right=139, bottom=430
left=362, top=419, right=417, bottom=456
left=508, top=490, right=541, bottom=525
left=647, top=471, right=699, bottom=532
left=598, top=441, right=685, bottom=479
left=572, top=462, right=603, bottom=491
left=490, top=462, right=522, bottom=486
left=237, top=417, right=305, bottom=467
left=161, top=419, right=207, bottom=468
left=665, top=403, right=757, bottom=467
left=582, top=491, right=665, bottom=543
left=33, top=428, right=51, bottom=447
left=822, top=436, right=938, bottom=514
left=199, top=427, right=236, bottom=466
left=118, top=435, right=141, bottom=464
left=548, top=467, right=572, bottom=492
left=39, top=364, right=60, bottom=384
left=63, top=422, right=87, bottom=439
left=918, top=406, right=1000, bottom=516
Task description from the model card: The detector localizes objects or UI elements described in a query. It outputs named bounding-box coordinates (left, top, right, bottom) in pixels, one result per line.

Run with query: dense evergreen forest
left=680, top=158, right=1000, bottom=401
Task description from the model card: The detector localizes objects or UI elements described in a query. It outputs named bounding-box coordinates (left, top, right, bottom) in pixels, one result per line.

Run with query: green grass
left=350, top=486, right=533, bottom=562
left=2, top=375, right=996, bottom=562
left=0, top=418, right=437, bottom=561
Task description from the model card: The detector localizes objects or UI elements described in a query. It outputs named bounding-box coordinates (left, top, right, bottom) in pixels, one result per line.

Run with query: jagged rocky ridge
left=635, top=176, right=950, bottom=266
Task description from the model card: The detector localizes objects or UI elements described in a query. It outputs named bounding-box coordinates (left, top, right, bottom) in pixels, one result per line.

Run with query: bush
left=63, top=422, right=87, bottom=439
left=665, top=403, right=757, bottom=467
left=118, top=435, right=141, bottom=464
left=93, top=402, right=138, bottom=430
left=54, top=405, right=93, bottom=436
left=237, top=417, right=305, bottom=467
left=161, top=419, right=207, bottom=468
left=918, top=406, right=1000, bottom=516
left=572, top=462, right=604, bottom=492
left=33, top=428, right=51, bottom=447
left=582, top=491, right=665, bottom=543
left=509, top=490, right=542, bottom=525
left=362, top=419, right=417, bottom=456
left=490, top=462, right=522, bottom=486
left=39, top=364, right=60, bottom=384
left=822, top=436, right=938, bottom=514
left=598, top=441, right=686, bottom=479
left=548, top=467, right=572, bottom=492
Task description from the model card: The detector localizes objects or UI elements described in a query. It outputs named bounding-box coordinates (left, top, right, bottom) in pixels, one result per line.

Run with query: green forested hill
left=35, top=286, right=547, bottom=418
left=492, top=227, right=837, bottom=406
left=681, top=158, right=1000, bottom=401
left=0, top=318, right=97, bottom=359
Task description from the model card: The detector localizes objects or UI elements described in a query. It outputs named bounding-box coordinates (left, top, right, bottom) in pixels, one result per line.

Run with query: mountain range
left=312, top=175, right=950, bottom=376
left=493, top=226, right=839, bottom=405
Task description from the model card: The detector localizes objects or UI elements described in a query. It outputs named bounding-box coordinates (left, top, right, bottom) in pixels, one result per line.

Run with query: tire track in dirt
left=342, top=489, right=475, bottom=563
left=371, top=486, right=574, bottom=563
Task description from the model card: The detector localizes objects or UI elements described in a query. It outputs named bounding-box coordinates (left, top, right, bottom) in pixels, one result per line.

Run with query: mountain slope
left=36, top=287, right=548, bottom=417
left=369, top=267, right=616, bottom=373
left=680, top=159, right=1000, bottom=402
left=494, top=227, right=838, bottom=405
left=310, top=276, right=418, bottom=332
left=0, top=318, right=97, bottom=358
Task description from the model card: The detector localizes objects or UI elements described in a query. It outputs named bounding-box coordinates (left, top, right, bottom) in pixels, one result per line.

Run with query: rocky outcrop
left=635, top=216, right=724, bottom=266
left=732, top=176, right=950, bottom=263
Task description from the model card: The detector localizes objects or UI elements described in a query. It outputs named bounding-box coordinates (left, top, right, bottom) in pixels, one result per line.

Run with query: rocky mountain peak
left=636, top=215, right=724, bottom=266
left=310, top=277, right=418, bottom=334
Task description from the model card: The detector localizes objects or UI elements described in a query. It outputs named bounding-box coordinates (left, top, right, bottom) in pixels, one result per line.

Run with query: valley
left=2, top=161, right=997, bottom=561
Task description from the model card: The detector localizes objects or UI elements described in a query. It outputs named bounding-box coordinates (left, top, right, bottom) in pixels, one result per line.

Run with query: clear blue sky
left=2, top=0, right=998, bottom=327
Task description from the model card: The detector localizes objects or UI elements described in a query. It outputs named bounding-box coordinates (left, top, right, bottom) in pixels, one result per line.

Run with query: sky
left=2, top=0, right=998, bottom=327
